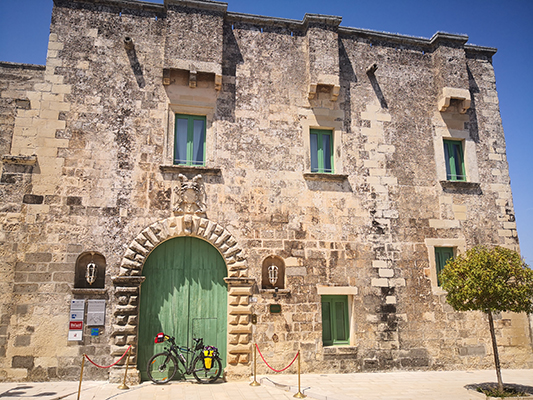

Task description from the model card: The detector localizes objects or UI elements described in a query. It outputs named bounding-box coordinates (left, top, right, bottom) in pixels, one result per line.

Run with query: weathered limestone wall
left=0, top=0, right=530, bottom=382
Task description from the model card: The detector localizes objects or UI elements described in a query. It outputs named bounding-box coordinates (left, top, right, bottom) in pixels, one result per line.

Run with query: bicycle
left=147, top=332, right=222, bottom=384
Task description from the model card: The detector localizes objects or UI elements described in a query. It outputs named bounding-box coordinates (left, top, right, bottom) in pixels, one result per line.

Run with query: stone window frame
left=424, top=238, right=466, bottom=294
left=301, top=113, right=344, bottom=178
left=317, top=286, right=357, bottom=346
left=433, top=127, right=479, bottom=184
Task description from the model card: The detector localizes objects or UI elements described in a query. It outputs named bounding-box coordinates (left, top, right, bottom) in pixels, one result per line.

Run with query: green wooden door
left=138, top=237, right=227, bottom=380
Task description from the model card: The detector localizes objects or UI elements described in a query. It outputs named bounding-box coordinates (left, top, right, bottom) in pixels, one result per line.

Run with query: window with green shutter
left=435, top=247, right=454, bottom=286
left=321, top=295, right=349, bottom=346
left=310, top=129, right=333, bottom=173
left=174, top=114, right=206, bottom=166
left=443, top=140, right=466, bottom=181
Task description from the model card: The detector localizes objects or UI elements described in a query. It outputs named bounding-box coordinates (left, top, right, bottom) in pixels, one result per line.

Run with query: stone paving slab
left=0, top=370, right=531, bottom=400
left=260, top=369, right=533, bottom=400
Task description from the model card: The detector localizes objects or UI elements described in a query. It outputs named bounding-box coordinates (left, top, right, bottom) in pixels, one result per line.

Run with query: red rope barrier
left=255, top=344, right=299, bottom=373
left=84, top=345, right=131, bottom=369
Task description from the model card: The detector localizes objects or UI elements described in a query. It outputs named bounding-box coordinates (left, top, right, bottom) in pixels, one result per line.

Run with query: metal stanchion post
left=77, top=355, right=85, bottom=400
left=117, top=347, right=131, bottom=390
left=293, top=352, right=306, bottom=398
left=250, top=344, right=260, bottom=386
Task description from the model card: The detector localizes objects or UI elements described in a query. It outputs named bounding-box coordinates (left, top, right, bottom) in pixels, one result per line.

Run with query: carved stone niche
left=261, top=255, right=285, bottom=290
left=74, top=252, right=106, bottom=289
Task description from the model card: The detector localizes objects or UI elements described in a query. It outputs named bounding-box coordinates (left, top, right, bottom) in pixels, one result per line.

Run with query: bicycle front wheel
left=192, top=356, right=222, bottom=383
left=147, top=352, right=178, bottom=384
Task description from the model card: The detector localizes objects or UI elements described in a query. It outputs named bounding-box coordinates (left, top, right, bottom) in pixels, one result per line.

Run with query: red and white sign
left=69, top=321, right=83, bottom=330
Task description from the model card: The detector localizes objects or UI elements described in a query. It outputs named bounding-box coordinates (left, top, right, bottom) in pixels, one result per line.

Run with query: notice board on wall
left=87, top=300, right=106, bottom=326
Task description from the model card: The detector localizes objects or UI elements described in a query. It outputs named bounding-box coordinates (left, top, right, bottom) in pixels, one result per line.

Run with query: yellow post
left=293, top=352, right=306, bottom=398
left=77, top=355, right=85, bottom=400
left=117, top=347, right=131, bottom=390
left=250, top=344, right=260, bottom=386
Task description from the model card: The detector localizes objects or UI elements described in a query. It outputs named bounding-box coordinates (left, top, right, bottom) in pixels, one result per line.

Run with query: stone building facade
left=1, top=0, right=532, bottom=383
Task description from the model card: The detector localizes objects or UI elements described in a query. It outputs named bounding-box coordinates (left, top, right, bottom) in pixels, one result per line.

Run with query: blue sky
left=1, top=0, right=532, bottom=264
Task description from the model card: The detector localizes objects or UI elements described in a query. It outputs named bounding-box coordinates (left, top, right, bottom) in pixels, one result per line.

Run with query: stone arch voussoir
left=119, top=215, right=248, bottom=278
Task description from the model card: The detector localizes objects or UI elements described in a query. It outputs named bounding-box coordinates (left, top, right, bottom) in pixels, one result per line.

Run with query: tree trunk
left=487, top=311, right=504, bottom=393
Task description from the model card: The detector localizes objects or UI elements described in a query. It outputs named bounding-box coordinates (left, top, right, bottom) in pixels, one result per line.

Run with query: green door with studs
left=138, top=237, right=227, bottom=381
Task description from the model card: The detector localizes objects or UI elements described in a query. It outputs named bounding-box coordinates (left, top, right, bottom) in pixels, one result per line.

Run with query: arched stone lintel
left=118, top=215, right=248, bottom=278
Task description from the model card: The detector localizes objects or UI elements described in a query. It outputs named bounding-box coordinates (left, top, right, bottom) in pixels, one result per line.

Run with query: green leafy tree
left=440, top=246, right=533, bottom=393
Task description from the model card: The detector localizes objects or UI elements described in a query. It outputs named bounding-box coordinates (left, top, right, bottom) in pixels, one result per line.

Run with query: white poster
left=87, top=300, right=105, bottom=326
left=68, top=330, right=83, bottom=341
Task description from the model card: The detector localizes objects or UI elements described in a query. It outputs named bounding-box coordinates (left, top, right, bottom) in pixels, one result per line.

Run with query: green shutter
left=310, top=129, right=333, bottom=173
left=321, top=295, right=349, bottom=346
left=334, top=300, right=347, bottom=342
left=443, top=140, right=465, bottom=181
left=138, top=237, right=227, bottom=381
left=321, top=301, right=332, bottom=344
left=174, top=114, right=206, bottom=166
left=435, top=247, right=454, bottom=286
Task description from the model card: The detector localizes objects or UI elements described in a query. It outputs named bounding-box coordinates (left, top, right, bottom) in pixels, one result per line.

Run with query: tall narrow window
left=321, top=295, right=349, bottom=346
left=310, top=129, right=333, bottom=173
left=435, top=247, right=454, bottom=286
left=443, top=140, right=465, bottom=181
left=174, top=114, right=206, bottom=166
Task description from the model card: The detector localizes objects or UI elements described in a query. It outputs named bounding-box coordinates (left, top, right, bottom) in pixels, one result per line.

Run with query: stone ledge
left=159, top=165, right=221, bottom=175
left=439, top=180, right=482, bottom=194
left=303, top=172, right=348, bottom=181
left=71, top=288, right=107, bottom=295
left=2, top=154, right=37, bottom=165
left=260, top=288, right=291, bottom=297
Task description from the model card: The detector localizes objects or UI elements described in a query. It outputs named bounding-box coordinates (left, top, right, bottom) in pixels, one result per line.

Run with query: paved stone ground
left=0, top=370, right=531, bottom=400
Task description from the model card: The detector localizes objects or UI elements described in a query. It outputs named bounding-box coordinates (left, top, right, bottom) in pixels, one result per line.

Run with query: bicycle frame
left=164, top=337, right=201, bottom=375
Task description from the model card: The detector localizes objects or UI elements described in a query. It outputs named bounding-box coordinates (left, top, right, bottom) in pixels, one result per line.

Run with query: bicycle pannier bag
left=203, top=349, right=214, bottom=369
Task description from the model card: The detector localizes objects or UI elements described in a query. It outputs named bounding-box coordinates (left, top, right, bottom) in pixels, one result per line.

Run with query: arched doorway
left=137, top=236, right=227, bottom=380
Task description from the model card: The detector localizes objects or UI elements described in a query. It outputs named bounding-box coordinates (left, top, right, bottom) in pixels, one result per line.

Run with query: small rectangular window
left=310, top=129, right=333, bottom=173
left=174, top=114, right=206, bottom=166
left=321, top=295, right=349, bottom=346
left=443, top=140, right=465, bottom=181
left=435, top=247, right=454, bottom=286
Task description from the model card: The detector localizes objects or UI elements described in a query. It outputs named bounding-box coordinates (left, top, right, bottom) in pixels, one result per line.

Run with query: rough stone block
left=12, top=355, right=34, bottom=369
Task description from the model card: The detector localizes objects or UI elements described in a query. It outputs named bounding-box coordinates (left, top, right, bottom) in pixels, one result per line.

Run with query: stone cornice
left=0, top=62, right=45, bottom=71
left=52, top=1, right=498, bottom=57
left=166, top=0, right=227, bottom=13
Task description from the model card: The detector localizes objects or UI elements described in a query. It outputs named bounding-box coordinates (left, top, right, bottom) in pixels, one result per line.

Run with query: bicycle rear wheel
left=147, top=352, right=178, bottom=384
left=192, top=356, right=222, bottom=383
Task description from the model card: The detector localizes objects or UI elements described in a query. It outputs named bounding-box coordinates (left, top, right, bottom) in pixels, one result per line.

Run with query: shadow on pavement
left=465, top=382, right=533, bottom=396
left=0, top=385, right=57, bottom=398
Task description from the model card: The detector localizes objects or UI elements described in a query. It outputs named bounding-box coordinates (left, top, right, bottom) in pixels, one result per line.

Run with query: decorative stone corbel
left=331, top=85, right=340, bottom=101
left=215, top=74, right=222, bottom=91
left=163, top=69, right=171, bottom=86
left=308, top=83, right=317, bottom=100
left=438, top=87, right=471, bottom=114
left=189, top=64, right=197, bottom=88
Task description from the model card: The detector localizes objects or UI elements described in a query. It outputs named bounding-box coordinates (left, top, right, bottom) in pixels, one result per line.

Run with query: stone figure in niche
left=174, top=174, right=207, bottom=217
